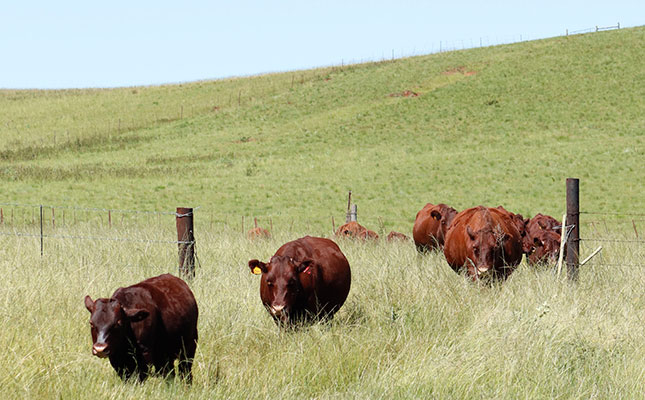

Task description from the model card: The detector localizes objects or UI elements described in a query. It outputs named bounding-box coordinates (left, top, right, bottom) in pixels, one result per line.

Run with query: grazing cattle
left=526, top=213, right=561, bottom=236
left=526, top=229, right=562, bottom=265
left=84, top=274, right=198, bottom=382
left=412, top=203, right=458, bottom=252
left=248, top=236, right=351, bottom=326
left=335, top=221, right=379, bottom=240
left=495, top=205, right=531, bottom=254
left=443, top=206, right=523, bottom=280
left=247, top=226, right=271, bottom=239
left=386, top=231, right=410, bottom=241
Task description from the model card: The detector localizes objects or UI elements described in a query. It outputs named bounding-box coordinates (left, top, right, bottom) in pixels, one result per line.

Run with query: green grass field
left=1, top=26, right=644, bottom=399
left=1, top=225, right=644, bottom=399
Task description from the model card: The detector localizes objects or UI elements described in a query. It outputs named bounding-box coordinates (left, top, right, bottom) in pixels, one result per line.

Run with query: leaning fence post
left=176, top=207, right=195, bottom=279
left=566, top=178, right=580, bottom=281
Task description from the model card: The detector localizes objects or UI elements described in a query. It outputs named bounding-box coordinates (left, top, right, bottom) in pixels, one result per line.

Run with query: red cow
left=412, top=203, right=458, bottom=252
left=386, top=231, right=410, bottom=241
left=335, top=221, right=379, bottom=240
left=526, top=229, right=562, bottom=265
left=526, top=213, right=561, bottom=237
left=247, top=227, right=271, bottom=239
left=443, top=206, right=523, bottom=280
left=495, top=205, right=531, bottom=254
left=84, top=274, right=198, bottom=382
left=248, top=236, right=351, bottom=326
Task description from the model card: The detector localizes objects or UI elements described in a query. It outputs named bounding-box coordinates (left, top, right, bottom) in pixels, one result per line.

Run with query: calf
left=386, top=231, right=410, bottom=241
left=248, top=236, right=351, bottom=326
left=412, top=203, right=458, bottom=252
left=335, top=221, right=379, bottom=240
left=443, top=206, right=523, bottom=280
left=84, top=273, right=198, bottom=382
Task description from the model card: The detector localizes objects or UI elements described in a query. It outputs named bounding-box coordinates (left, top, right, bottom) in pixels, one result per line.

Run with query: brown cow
left=335, top=221, right=379, bottom=240
left=247, top=226, right=271, bottom=239
left=412, top=203, right=458, bottom=252
left=526, top=229, right=562, bottom=265
left=248, top=236, right=351, bottom=326
left=526, top=213, right=561, bottom=237
left=495, top=205, right=531, bottom=254
left=84, top=274, right=198, bottom=382
left=443, top=206, right=523, bottom=280
left=524, top=213, right=563, bottom=265
left=386, top=231, right=410, bottom=241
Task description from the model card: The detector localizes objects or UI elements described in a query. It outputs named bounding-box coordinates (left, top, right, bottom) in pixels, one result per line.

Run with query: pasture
left=0, top=25, right=644, bottom=399
left=1, top=224, right=644, bottom=398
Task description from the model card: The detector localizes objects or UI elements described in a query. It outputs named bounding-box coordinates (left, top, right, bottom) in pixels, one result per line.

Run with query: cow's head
left=465, top=225, right=509, bottom=278
left=84, top=296, right=149, bottom=358
left=528, top=231, right=561, bottom=265
left=248, top=256, right=313, bottom=324
left=431, top=205, right=458, bottom=242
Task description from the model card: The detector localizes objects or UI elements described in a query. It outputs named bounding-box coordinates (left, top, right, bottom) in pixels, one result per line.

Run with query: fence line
left=0, top=230, right=190, bottom=244
left=581, top=211, right=645, bottom=217
left=0, top=202, right=198, bottom=217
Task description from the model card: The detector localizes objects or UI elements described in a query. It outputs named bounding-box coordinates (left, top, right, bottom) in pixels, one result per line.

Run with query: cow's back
left=113, top=274, right=198, bottom=359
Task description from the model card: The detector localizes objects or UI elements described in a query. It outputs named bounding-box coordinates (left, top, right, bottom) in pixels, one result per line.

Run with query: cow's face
left=528, top=231, right=561, bottom=265
left=84, top=296, right=148, bottom=358
left=466, top=226, right=508, bottom=278
left=431, top=206, right=458, bottom=242
left=249, top=256, right=312, bottom=324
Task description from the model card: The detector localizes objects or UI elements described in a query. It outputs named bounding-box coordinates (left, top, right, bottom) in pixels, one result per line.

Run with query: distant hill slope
left=1, top=26, right=643, bottom=233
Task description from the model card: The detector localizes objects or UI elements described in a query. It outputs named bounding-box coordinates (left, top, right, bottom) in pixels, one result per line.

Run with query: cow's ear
left=297, top=259, right=314, bottom=274
left=124, top=308, right=149, bottom=322
left=466, top=226, right=476, bottom=240
left=431, top=210, right=442, bottom=221
left=249, top=259, right=267, bottom=275
left=84, top=296, right=95, bottom=313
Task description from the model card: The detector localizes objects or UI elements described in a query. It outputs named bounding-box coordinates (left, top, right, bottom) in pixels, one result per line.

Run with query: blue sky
left=1, top=1, right=642, bottom=89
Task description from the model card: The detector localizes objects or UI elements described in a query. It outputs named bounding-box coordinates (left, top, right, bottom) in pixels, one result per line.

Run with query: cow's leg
left=177, top=338, right=197, bottom=383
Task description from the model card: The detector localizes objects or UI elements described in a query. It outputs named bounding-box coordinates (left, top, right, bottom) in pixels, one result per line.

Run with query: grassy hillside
left=1, top=27, right=643, bottom=233
left=1, top=27, right=644, bottom=399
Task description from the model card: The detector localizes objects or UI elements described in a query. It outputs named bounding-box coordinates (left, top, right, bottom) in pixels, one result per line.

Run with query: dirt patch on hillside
left=387, top=90, right=419, bottom=98
left=442, top=66, right=477, bottom=76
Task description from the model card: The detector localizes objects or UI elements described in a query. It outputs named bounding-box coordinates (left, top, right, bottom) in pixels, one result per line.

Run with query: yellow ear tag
left=252, top=267, right=262, bottom=275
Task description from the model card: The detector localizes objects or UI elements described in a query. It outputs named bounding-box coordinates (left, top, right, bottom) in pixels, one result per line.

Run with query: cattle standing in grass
left=247, top=226, right=271, bottom=240
left=526, top=213, right=561, bottom=236
left=525, top=213, right=563, bottom=265
left=526, top=229, right=562, bottom=265
left=386, top=231, right=410, bottom=241
left=443, top=206, right=523, bottom=280
left=248, top=236, right=351, bottom=326
left=335, top=221, right=379, bottom=240
left=412, top=203, right=458, bottom=252
left=84, top=274, right=198, bottom=382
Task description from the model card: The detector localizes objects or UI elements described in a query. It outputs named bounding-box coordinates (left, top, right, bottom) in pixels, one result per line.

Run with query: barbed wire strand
left=580, top=238, right=645, bottom=244
left=0, top=202, right=200, bottom=217
left=0, top=231, right=193, bottom=244
left=581, top=211, right=645, bottom=217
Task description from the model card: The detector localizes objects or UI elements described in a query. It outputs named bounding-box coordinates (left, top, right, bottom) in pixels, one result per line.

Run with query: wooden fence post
left=176, top=207, right=195, bottom=279
left=40, top=205, right=43, bottom=257
left=566, top=178, right=580, bottom=281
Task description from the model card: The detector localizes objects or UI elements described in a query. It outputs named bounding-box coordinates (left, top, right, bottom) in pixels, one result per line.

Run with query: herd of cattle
left=84, top=203, right=562, bottom=382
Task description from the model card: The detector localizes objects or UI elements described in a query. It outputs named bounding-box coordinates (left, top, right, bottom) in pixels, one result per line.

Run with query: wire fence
left=578, top=210, right=645, bottom=269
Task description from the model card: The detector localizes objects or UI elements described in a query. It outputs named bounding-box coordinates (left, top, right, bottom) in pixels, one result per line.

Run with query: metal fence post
left=176, top=207, right=195, bottom=279
left=566, top=178, right=580, bottom=281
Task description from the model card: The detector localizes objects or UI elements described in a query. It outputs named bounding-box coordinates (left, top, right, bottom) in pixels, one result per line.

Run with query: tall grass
left=1, top=224, right=644, bottom=399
